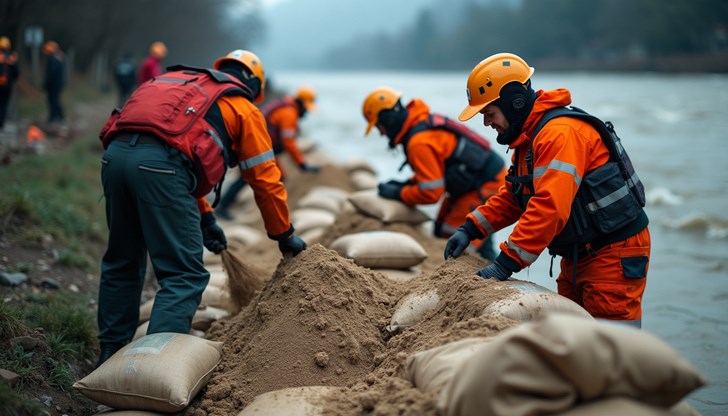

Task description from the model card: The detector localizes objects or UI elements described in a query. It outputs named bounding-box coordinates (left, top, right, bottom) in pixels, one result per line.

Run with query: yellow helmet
left=295, top=86, right=316, bottom=111
left=149, top=41, right=167, bottom=59
left=459, top=53, right=534, bottom=122
left=362, top=87, right=402, bottom=136
left=0, top=36, right=10, bottom=50
left=214, top=49, right=266, bottom=103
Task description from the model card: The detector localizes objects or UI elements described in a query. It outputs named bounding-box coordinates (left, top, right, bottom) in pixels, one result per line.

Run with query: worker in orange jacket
left=363, top=87, right=507, bottom=261
left=445, top=53, right=650, bottom=327
left=215, top=86, right=320, bottom=220
left=0, top=36, right=19, bottom=130
left=96, top=49, right=307, bottom=367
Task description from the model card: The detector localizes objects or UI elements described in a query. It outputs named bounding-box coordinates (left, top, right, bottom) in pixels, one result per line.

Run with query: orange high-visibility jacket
left=466, top=88, right=611, bottom=270
left=197, top=95, right=291, bottom=238
left=393, top=99, right=459, bottom=206
left=266, top=98, right=306, bottom=166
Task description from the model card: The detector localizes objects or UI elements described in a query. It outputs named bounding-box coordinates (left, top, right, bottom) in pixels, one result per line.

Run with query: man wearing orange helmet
left=137, top=41, right=167, bottom=85
left=215, top=86, right=320, bottom=221
left=42, top=41, right=65, bottom=123
left=362, top=87, right=507, bottom=261
left=0, top=36, right=19, bottom=130
left=445, top=53, right=650, bottom=327
left=95, top=49, right=307, bottom=367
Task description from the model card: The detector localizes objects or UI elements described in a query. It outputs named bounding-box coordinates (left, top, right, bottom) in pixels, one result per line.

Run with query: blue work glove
left=201, top=213, right=227, bottom=254
left=377, top=181, right=404, bottom=201
left=476, top=260, right=512, bottom=281
left=299, top=162, right=321, bottom=174
left=444, top=219, right=483, bottom=259
left=278, top=234, right=307, bottom=256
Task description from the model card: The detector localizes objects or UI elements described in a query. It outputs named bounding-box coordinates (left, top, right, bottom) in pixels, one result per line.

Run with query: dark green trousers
left=99, top=138, right=209, bottom=345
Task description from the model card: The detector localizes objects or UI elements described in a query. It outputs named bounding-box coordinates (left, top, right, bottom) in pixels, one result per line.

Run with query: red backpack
left=100, top=65, right=251, bottom=199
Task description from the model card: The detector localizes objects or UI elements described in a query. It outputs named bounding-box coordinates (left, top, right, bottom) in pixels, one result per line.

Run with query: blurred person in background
left=444, top=53, right=650, bottom=327
left=0, top=36, right=19, bottom=131
left=137, top=41, right=167, bottom=85
left=215, top=86, right=320, bottom=221
left=42, top=40, right=65, bottom=124
left=114, top=51, right=136, bottom=108
left=363, top=87, right=506, bottom=261
left=95, top=49, right=307, bottom=367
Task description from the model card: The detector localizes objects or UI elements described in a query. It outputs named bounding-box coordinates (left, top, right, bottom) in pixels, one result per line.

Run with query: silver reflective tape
left=239, top=149, right=275, bottom=170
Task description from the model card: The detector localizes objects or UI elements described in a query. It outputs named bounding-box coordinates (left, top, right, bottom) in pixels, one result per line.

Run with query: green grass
left=0, top=381, right=47, bottom=416
left=0, top=346, right=38, bottom=390
left=0, top=303, right=29, bottom=339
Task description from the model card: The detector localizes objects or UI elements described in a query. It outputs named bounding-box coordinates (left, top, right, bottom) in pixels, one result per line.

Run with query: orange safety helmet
left=459, top=52, right=534, bottom=122
left=43, top=41, right=59, bottom=55
left=295, top=86, right=317, bottom=111
left=214, top=49, right=266, bottom=103
left=362, top=86, right=402, bottom=136
left=0, top=36, right=10, bottom=50
left=149, top=41, right=167, bottom=59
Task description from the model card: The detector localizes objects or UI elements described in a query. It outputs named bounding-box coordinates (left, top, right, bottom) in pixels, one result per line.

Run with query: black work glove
left=278, top=234, right=307, bottom=257
left=377, top=181, right=404, bottom=201
left=201, top=213, right=227, bottom=254
left=299, top=162, right=321, bottom=174
left=476, top=260, right=512, bottom=281
left=385, top=178, right=414, bottom=187
left=444, top=219, right=483, bottom=259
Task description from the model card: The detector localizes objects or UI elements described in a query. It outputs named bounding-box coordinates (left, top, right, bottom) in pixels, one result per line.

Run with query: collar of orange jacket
left=509, top=88, right=573, bottom=148
left=393, top=98, right=430, bottom=146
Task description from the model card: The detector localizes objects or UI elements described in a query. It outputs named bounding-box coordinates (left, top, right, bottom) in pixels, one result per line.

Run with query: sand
left=183, top=158, right=520, bottom=415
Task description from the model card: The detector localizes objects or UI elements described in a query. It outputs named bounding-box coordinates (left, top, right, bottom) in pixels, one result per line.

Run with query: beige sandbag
left=299, top=227, right=326, bottom=245
left=237, top=386, right=336, bottom=416
left=291, top=208, right=336, bottom=233
left=349, top=170, right=378, bottom=191
left=224, top=224, right=264, bottom=246
left=377, top=266, right=422, bottom=283
left=74, top=333, right=223, bottom=413
left=557, top=397, right=699, bottom=416
left=203, top=249, right=222, bottom=266
left=405, top=337, right=493, bottom=394
left=438, top=313, right=706, bottom=416
left=330, top=230, right=427, bottom=269
left=200, top=283, right=230, bottom=309
left=94, top=410, right=173, bottom=415
left=132, top=322, right=204, bottom=341
left=341, top=159, right=377, bottom=175
left=386, top=289, right=440, bottom=333
left=296, top=186, right=349, bottom=214
left=481, top=280, right=592, bottom=321
left=207, top=270, right=228, bottom=288
left=192, top=305, right=230, bottom=331
left=347, top=190, right=430, bottom=224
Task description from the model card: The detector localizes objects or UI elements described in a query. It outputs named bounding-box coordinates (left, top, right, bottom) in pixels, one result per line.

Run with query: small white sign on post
left=25, top=26, right=44, bottom=46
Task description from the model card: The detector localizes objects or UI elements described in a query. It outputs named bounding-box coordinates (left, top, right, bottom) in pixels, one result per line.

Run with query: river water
left=272, top=70, right=728, bottom=415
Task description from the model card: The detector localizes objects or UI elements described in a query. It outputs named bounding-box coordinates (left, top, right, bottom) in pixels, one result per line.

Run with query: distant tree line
left=0, top=0, right=261, bottom=82
left=323, top=0, right=728, bottom=71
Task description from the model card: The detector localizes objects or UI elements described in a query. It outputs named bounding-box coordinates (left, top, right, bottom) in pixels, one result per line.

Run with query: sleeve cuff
left=461, top=219, right=484, bottom=240
left=268, top=225, right=295, bottom=241
left=495, top=251, right=522, bottom=274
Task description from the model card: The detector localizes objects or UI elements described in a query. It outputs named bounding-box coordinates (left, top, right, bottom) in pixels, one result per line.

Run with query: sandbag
left=481, top=280, right=592, bottom=321
left=299, top=227, right=326, bottom=245
left=405, top=337, right=493, bottom=394
left=74, top=333, right=223, bottom=413
left=558, top=397, right=700, bottom=416
left=94, top=410, right=175, bottom=415
left=200, top=284, right=230, bottom=309
left=207, top=269, right=228, bottom=288
left=296, top=186, right=349, bottom=214
left=202, top=249, right=222, bottom=266
left=237, top=386, right=337, bottom=416
left=341, top=159, right=377, bottom=175
left=347, top=190, right=430, bottom=224
left=386, top=289, right=440, bottom=333
left=330, top=230, right=427, bottom=269
left=291, top=208, right=337, bottom=233
left=349, top=170, right=378, bottom=191
left=192, top=305, right=230, bottom=331
left=438, top=313, right=706, bottom=416
left=133, top=322, right=204, bottom=341
left=224, top=224, right=264, bottom=246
